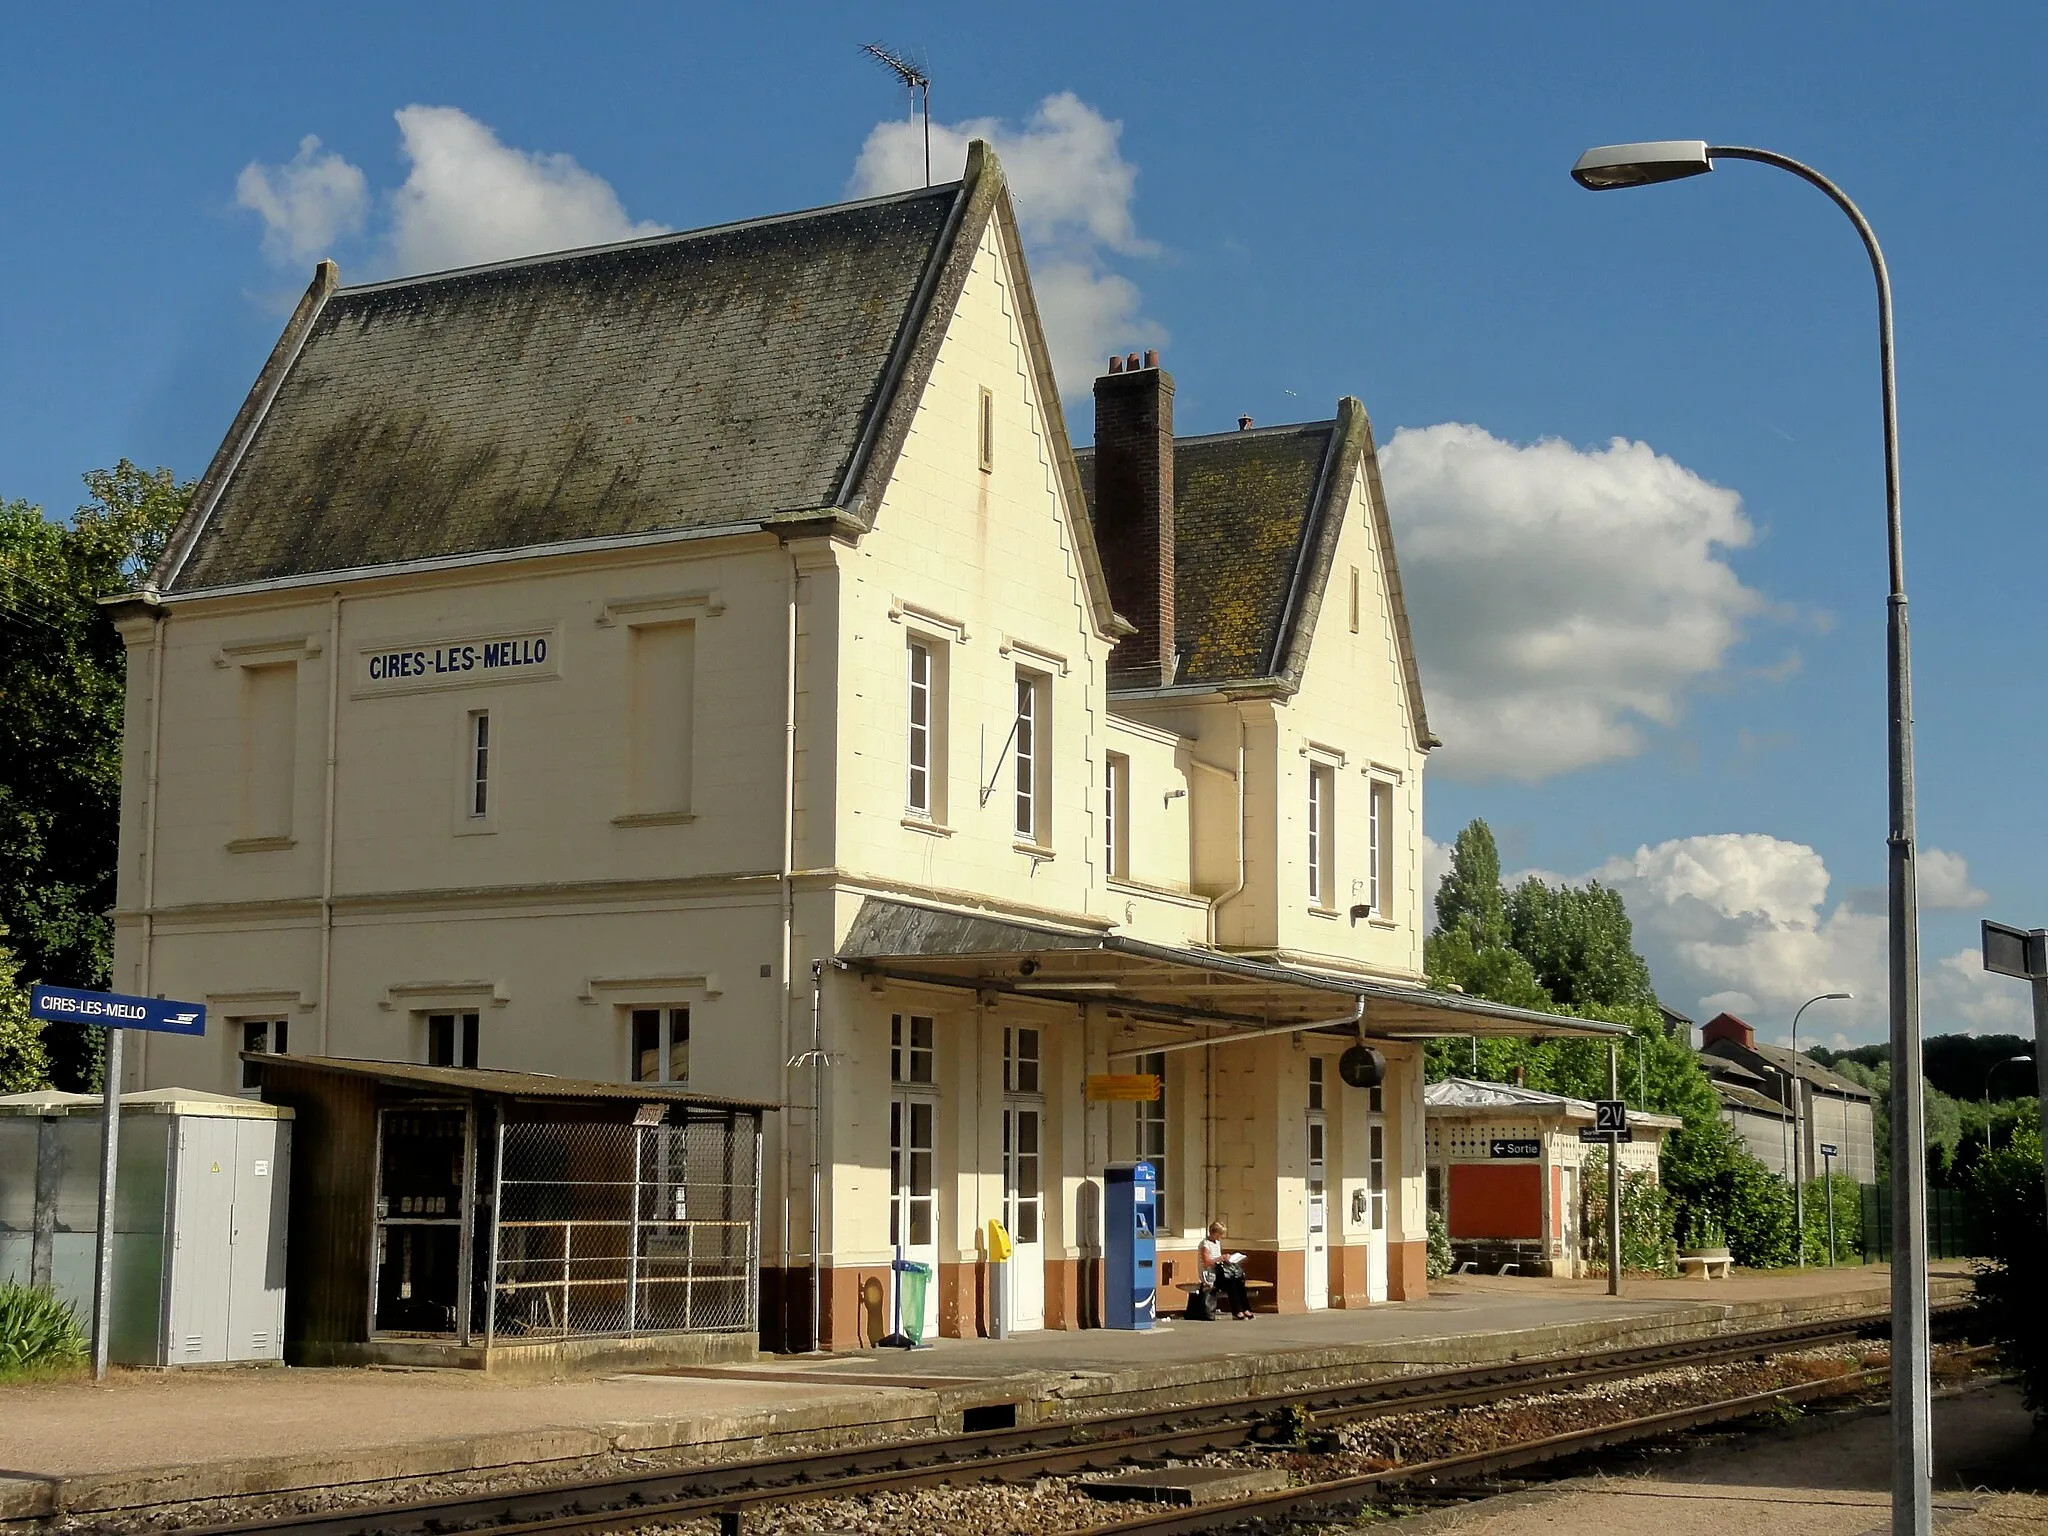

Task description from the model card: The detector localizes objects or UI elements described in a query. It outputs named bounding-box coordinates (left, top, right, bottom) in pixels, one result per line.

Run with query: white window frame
left=425, top=1010, right=479, bottom=1069
left=1014, top=669, right=1051, bottom=846
left=1307, top=1054, right=1325, bottom=1111
left=907, top=638, right=933, bottom=816
left=1104, top=751, right=1131, bottom=881
left=1308, top=763, right=1336, bottom=908
left=891, top=1013, right=936, bottom=1085
left=468, top=710, right=490, bottom=820
left=629, top=1005, right=690, bottom=1084
left=1367, top=777, right=1394, bottom=919
left=1135, top=1050, right=1168, bottom=1229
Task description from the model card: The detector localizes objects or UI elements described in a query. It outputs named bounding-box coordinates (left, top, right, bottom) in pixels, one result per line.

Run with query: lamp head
left=1571, top=140, right=1714, bottom=190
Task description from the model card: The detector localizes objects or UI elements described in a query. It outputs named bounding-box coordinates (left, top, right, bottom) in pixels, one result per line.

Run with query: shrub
left=1800, top=1174, right=1861, bottom=1265
left=1426, top=1207, right=1453, bottom=1279
left=0, top=1283, right=87, bottom=1377
left=1583, top=1163, right=1675, bottom=1275
left=1722, top=1151, right=1796, bottom=1268
left=1969, top=1125, right=2045, bottom=1421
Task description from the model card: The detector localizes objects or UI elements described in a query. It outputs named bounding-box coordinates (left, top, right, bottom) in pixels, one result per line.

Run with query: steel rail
left=176, top=1306, right=1963, bottom=1536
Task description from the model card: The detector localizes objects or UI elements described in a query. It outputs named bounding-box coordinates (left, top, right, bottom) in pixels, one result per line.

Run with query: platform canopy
left=837, top=897, right=1626, bottom=1043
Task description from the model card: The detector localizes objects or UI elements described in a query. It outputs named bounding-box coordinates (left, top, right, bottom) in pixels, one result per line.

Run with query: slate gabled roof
left=1075, top=399, right=1436, bottom=745
left=155, top=143, right=1121, bottom=627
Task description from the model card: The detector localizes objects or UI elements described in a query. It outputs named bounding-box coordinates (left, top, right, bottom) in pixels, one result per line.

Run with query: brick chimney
left=1701, top=1012, right=1756, bottom=1051
left=1093, top=350, right=1175, bottom=687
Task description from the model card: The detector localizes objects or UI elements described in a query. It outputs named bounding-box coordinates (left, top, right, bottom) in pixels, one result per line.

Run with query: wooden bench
left=1676, top=1254, right=1733, bottom=1279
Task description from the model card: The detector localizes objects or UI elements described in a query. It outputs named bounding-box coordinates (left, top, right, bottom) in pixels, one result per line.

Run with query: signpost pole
left=1607, top=1046, right=1621, bottom=1298
left=91, top=1027, right=122, bottom=1382
left=1822, top=1146, right=1837, bottom=1267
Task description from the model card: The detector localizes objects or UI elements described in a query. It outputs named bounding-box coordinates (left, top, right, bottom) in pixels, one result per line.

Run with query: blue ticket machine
left=1104, top=1161, right=1157, bottom=1329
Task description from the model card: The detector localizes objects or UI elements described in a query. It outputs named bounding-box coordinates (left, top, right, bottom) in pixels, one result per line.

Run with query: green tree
left=1506, top=878, right=1658, bottom=1012
left=1969, top=1122, right=2046, bottom=1420
left=1434, top=819, right=1510, bottom=949
left=0, top=929, right=51, bottom=1092
left=0, top=463, right=189, bottom=1088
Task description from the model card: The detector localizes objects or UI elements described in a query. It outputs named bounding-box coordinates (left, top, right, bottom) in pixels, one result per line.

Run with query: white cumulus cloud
left=1380, top=424, right=1767, bottom=781
left=1575, top=833, right=2015, bottom=1046
left=235, top=135, right=369, bottom=264
left=1916, top=847, right=1988, bottom=911
left=387, top=106, right=667, bottom=275
left=850, top=92, right=1162, bottom=395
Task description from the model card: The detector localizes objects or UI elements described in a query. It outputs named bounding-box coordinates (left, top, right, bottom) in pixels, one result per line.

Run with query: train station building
left=105, top=142, right=1620, bottom=1353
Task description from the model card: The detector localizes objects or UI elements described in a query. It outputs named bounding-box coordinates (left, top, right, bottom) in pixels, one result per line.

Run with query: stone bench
left=1677, top=1253, right=1733, bottom=1279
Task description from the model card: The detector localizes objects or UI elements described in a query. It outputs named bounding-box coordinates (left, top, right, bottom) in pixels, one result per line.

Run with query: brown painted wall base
left=1329, top=1243, right=1371, bottom=1307
left=1044, top=1257, right=1082, bottom=1330
left=1389, top=1238, right=1428, bottom=1300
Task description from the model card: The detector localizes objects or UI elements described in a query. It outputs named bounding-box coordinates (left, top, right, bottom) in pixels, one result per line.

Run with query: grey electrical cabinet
left=0, top=1088, right=291, bottom=1365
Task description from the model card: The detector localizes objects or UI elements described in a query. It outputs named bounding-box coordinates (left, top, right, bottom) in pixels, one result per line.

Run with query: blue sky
left=4, top=2, right=2043, bottom=1047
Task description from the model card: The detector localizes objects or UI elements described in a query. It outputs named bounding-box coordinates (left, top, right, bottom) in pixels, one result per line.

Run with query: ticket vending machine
left=1104, top=1161, right=1157, bottom=1330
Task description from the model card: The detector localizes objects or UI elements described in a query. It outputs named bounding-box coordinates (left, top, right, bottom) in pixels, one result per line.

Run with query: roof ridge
left=334, top=181, right=965, bottom=296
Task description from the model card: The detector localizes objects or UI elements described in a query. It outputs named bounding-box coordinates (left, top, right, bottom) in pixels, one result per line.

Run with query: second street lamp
left=1570, top=140, right=1931, bottom=1536
left=1790, top=992, right=1853, bottom=1264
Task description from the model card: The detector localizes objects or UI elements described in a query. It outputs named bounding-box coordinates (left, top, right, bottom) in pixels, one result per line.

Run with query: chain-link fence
left=487, top=1114, right=759, bottom=1342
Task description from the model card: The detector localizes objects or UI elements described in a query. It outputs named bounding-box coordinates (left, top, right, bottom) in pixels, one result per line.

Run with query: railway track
left=177, top=1304, right=1973, bottom=1536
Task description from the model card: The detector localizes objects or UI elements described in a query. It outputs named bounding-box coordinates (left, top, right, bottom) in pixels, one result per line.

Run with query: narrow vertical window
left=978, top=387, right=996, bottom=472
left=1308, top=764, right=1335, bottom=906
left=1003, top=1025, right=1041, bottom=1094
left=468, top=711, right=490, bottom=818
left=892, top=1013, right=935, bottom=1084
left=241, top=662, right=297, bottom=841
left=1348, top=566, right=1361, bottom=633
left=907, top=640, right=931, bottom=815
left=1370, top=779, right=1394, bottom=918
left=1308, top=1054, right=1325, bottom=1111
left=628, top=620, right=694, bottom=815
left=1014, top=673, right=1038, bottom=841
left=1104, top=752, right=1131, bottom=880
left=1135, top=1051, right=1168, bottom=1226
left=631, top=1007, right=690, bottom=1083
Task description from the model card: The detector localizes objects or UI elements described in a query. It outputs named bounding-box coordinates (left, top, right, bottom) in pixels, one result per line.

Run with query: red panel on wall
left=1551, top=1164, right=1563, bottom=1236
left=1448, top=1163, right=1543, bottom=1239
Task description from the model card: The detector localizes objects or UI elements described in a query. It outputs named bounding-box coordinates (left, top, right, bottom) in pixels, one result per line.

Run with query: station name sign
left=31, top=985, right=207, bottom=1036
left=356, top=629, right=559, bottom=696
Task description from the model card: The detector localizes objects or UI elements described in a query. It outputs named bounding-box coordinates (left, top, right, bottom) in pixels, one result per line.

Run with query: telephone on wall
left=1350, top=1188, right=1368, bottom=1224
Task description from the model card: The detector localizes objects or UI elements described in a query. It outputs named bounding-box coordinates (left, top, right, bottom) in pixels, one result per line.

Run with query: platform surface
left=0, top=1261, right=1971, bottom=1521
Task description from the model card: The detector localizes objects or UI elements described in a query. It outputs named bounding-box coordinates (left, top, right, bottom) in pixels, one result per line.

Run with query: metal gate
left=1857, top=1183, right=1973, bottom=1262
left=486, top=1113, right=760, bottom=1342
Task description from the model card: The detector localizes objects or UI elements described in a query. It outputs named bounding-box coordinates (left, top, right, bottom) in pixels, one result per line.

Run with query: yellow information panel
left=1086, top=1073, right=1162, bottom=1102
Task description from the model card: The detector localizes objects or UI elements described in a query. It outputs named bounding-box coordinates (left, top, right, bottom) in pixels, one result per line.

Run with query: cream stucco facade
left=111, top=145, right=1613, bottom=1351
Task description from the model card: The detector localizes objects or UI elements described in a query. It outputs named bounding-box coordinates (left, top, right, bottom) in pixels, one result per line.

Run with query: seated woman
left=1200, top=1221, right=1253, bottom=1319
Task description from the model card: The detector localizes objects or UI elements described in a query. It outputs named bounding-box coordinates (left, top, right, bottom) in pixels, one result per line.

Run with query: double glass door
left=889, top=1094, right=939, bottom=1337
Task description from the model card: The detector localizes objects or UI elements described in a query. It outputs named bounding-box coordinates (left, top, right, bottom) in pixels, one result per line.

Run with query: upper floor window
left=892, top=1013, right=935, bottom=1085
left=908, top=640, right=932, bottom=815
left=1014, top=671, right=1050, bottom=844
left=468, top=710, right=491, bottom=819
left=1367, top=778, right=1394, bottom=916
left=1308, top=763, right=1336, bottom=907
left=1104, top=752, right=1130, bottom=880
left=240, top=661, right=297, bottom=843
left=426, top=1011, right=479, bottom=1069
left=631, top=1006, right=689, bottom=1083
left=627, top=620, right=694, bottom=817
left=978, top=387, right=996, bottom=472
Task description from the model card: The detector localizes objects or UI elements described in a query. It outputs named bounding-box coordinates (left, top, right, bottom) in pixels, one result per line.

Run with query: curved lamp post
left=1789, top=992, right=1853, bottom=1260
left=1570, top=141, right=1929, bottom=1536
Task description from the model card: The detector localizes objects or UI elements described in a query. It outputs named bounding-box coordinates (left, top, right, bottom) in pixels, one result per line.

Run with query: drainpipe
left=809, top=958, right=824, bottom=1353
left=318, top=592, right=341, bottom=1054
left=1202, top=709, right=1249, bottom=947
left=137, top=599, right=167, bottom=1088
left=778, top=549, right=799, bottom=1347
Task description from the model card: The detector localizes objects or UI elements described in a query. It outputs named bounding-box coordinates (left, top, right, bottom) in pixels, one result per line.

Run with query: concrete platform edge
left=0, top=1278, right=1967, bottom=1522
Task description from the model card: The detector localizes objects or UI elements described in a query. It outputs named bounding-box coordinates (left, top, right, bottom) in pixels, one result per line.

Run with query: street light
left=1790, top=992, right=1853, bottom=1265
left=1982, top=1054, right=2033, bottom=1155
left=1571, top=141, right=1930, bottom=1536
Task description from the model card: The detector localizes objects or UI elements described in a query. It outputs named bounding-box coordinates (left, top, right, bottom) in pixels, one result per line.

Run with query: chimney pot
left=1107, top=355, right=1123, bottom=374
left=1143, top=349, right=1159, bottom=369
left=1126, top=352, right=1141, bottom=371
left=1238, top=414, right=1254, bottom=431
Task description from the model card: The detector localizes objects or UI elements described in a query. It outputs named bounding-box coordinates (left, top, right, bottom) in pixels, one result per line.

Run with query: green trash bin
left=893, top=1259, right=932, bottom=1347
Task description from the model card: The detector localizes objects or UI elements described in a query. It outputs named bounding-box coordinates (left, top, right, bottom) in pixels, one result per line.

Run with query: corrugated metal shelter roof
left=838, top=896, right=1624, bottom=1040
left=0, top=1087, right=290, bottom=1118
left=245, top=1055, right=777, bottom=1112
left=1424, top=1076, right=1682, bottom=1130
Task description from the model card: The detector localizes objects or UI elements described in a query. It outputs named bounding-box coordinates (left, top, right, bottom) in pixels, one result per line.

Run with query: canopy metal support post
left=1606, top=1042, right=1620, bottom=1299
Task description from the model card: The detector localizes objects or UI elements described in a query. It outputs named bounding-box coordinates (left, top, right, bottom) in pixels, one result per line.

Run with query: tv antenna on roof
left=861, top=42, right=932, bottom=187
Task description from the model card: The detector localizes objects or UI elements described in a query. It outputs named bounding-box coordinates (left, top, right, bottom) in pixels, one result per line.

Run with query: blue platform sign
left=30, top=985, right=206, bottom=1036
